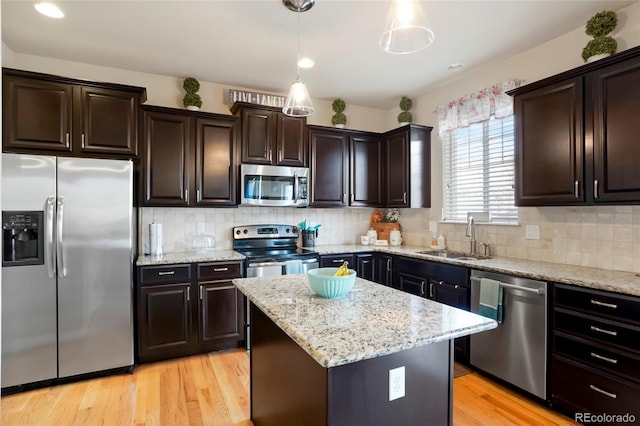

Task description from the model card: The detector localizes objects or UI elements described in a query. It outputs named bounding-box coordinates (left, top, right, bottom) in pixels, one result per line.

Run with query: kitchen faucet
left=465, top=216, right=476, bottom=256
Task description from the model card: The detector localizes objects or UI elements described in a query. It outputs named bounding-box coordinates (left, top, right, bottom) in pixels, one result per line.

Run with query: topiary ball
left=397, top=111, right=412, bottom=123
left=183, top=77, right=200, bottom=94
left=332, top=98, right=346, bottom=113
left=585, top=10, right=617, bottom=38
left=581, top=36, right=617, bottom=62
left=332, top=112, right=347, bottom=126
left=183, top=92, right=203, bottom=108
left=399, top=96, right=413, bottom=112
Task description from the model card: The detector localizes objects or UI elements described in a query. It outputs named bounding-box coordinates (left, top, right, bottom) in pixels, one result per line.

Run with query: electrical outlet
left=525, top=225, right=540, bottom=240
left=197, top=222, right=206, bottom=234
left=389, top=366, right=405, bottom=401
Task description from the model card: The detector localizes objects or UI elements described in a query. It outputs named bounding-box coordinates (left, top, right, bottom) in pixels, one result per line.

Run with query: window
left=442, top=115, right=517, bottom=224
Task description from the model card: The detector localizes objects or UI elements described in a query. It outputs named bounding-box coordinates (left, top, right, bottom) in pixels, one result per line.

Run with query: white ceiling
left=2, top=0, right=635, bottom=109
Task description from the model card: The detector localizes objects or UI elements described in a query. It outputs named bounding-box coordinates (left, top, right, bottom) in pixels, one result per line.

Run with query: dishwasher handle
left=470, top=276, right=544, bottom=295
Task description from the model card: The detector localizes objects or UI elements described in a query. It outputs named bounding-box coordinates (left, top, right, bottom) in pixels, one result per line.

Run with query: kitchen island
left=233, top=274, right=496, bottom=426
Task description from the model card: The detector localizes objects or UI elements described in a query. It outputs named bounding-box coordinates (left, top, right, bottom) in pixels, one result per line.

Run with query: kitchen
left=2, top=1, right=640, bottom=425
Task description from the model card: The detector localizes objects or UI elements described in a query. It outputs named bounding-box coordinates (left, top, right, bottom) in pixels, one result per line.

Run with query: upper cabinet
left=351, top=132, right=384, bottom=207
left=230, top=102, right=307, bottom=167
left=511, top=46, right=640, bottom=206
left=2, top=68, right=146, bottom=158
left=308, top=126, right=349, bottom=207
left=382, top=125, right=432, bottom=208
left=141, top=105, right=238, bottom=207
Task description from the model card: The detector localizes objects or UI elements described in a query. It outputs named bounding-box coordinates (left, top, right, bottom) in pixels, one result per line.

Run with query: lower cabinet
left=356, top=254, right=374, bottom=281
left=137, top=261, right=244, bottom=363
left=320, top=253, right=356, bottom=269
left=550, top=283, right=640, bottom=421
left=373, top=253, right=394, bottom=287
left=320, top=253, right=374, bottom=281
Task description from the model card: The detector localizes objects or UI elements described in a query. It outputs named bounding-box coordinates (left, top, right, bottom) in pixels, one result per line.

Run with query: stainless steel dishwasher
left=469, top=269, right=548, bottom=400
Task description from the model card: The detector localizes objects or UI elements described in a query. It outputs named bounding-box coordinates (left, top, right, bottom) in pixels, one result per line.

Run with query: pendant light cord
left=296, top=3, right=301, bottom=79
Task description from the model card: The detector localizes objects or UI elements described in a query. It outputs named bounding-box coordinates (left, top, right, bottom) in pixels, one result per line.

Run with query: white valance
left=436, top=79, right=523, bottom=136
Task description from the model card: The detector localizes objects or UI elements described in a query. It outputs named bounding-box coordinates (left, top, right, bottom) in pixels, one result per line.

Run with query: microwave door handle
left=46, top=196, right=56, bottom=278
left=293, top=171, right=299, bottom=203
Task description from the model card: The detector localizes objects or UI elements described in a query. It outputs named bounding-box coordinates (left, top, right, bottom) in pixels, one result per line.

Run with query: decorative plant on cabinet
left=582, top=10, right=618, bottom=62
left=183, top=77, right=203, bottom=111
left=398, top=96, right=413, bottom=125
left=331, top=98, right=347, bottom=128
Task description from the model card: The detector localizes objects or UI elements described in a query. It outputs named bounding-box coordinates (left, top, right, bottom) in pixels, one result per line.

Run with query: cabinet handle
left=343, top=193, right=347, bottom=204
left=454, top=285, right=460, bottom=289
left=158, top=271, right=175, bottom=276
left=350, top=193, right=354, bottom=204
left=197, top=189, right=200, bottom=201
left=269, top=149, right=273, bottom=162
left=574, top=180, right=580, bottom=198
left=213, top=267, right=229, bottom=272
left=429, top=282, right=434, bottom=298
left=81, top=133, right=85, bottom=146
left=66, top=133, right=70, bottom=145
left=185, top=189, right=189, bottom=203
left=590, top=325, right=617, bottom=336
left=278, top=150, right=282, bottom=162
left=403, top=192, right=407, bottom=204
left=590, top=352, right=618, bottom=365
left=594, top=179, right=599, bottom=199
left=386, top=258, right=391, bottom=272
left=420, top=280, right=426, bottom=296
left=590, top=299, right=617, bottom=309
left=186, top=287, right=190, bottom=302
left=589, top=384, right=617, bottom=399
left=200, top=285, right=204, bottom=300
left=332, top=259, right=345, bottom=263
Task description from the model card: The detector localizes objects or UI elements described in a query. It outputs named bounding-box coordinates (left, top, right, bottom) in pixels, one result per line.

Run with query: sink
left=415, top=251, right=490, bottom=261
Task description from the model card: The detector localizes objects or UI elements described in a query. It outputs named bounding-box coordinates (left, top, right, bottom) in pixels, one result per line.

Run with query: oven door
left=246, top=261, right=285, bottom=278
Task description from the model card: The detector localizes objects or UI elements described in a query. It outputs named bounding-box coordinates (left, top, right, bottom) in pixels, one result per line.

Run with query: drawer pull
left=590, top=325, right=617, bottom=336
left=590, top=299, right=617, bottom=309
left=590, top=352, right=618, bottom=365
left=158, top=271, right=175, bottom=276
left=213, top=267, right=229, bottom=272
left=332, top=259, right=345, bottom=263
left=589, top=384, right=617, bottom=399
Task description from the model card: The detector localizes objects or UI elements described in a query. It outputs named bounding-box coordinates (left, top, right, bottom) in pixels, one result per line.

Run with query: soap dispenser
left=437, top=232, right=446, bottom=250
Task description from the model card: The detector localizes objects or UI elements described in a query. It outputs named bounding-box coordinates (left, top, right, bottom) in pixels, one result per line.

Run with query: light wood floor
left=2, top=349, right=577, bottom=426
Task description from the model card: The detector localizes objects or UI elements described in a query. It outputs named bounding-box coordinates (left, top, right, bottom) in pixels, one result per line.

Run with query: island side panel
left=327, top=340, right=453, bottom=426
left=250, top=303, right=328, bottom=426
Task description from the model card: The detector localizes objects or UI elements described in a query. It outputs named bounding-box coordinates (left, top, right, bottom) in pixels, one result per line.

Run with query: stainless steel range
left=233, top=224, right=319, bottom=277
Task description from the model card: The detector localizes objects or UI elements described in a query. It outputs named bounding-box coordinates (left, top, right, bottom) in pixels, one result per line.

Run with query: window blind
left=442, top=115, right=517, bottom=224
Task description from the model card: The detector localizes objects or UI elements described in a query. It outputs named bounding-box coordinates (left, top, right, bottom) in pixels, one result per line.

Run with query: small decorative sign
left=225, top=89, right=286, bottom=108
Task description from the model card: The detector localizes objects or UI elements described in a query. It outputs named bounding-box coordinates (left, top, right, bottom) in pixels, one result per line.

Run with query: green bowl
left=307, top=267, right=356, bottom=299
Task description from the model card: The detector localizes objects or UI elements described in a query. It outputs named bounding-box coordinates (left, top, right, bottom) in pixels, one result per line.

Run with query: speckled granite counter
left=136, top=249, right=244, bottom=266
left=310, top=244, right=640, bottom=297
left=234, top=274, right=496, bottom=368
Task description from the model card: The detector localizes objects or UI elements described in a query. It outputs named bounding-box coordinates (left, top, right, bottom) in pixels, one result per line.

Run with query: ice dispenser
left=2, top=211, right=44, bottom=266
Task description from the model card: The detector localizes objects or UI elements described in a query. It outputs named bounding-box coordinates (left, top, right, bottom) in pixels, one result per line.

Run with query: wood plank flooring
left=2, top=349, right=577, bottom=426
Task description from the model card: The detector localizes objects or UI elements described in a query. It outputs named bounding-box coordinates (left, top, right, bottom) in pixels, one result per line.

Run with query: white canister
left=360, top=235, right=370, bottom=245
left=389, top=229, right=403, bottom=246
left=367, top=228, right=377, bottom=245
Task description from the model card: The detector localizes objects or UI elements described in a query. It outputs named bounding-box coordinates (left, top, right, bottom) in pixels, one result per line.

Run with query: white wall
left=395, top=1, right=640, bottom=273
left=2, top=49, right=388, bottom=133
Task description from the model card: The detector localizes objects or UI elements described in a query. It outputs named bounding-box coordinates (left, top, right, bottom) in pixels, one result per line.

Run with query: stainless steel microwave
left=240, top=164, right=309, bottom=207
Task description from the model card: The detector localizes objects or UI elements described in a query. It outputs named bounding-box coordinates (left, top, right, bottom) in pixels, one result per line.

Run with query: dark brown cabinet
left=382, top=125, right=432, bottom=208
left=309, top=127, right=350, bottom=207
left=141, top=105, right=238, bottom=207
left=351, top=132, right=384, bottom=207
left=230, top=102, right=307, bottom=167
left=373, top=253, right=394, bottom=287
left=512, top=46, right=640, bottom=205
left=320, top=253, right=356, bottom=269
left=137, top=261, right=244, bottom=363
left=3, top=68, right=145, bottom=158
left=356, top=254, right=374, bottom=281
left=550, top=283, right=640, bottom=420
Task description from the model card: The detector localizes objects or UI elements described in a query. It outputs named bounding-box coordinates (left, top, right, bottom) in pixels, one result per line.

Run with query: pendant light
left=282, top=0, right=316, bottom=117
left=379, top=0, right=434, bottom=55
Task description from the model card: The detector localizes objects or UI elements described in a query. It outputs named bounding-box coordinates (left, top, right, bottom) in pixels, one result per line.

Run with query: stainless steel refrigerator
left=1, top=153, right=134, bottom=389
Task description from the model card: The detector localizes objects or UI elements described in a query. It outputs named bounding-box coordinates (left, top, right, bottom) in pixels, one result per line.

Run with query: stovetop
left=232, top=224, right=317, bottom=262
left=234, top=247, right=317, bottom=262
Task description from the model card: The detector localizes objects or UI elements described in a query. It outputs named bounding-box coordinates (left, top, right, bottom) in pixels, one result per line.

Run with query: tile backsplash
left=139, top=205, right=640, bottom=274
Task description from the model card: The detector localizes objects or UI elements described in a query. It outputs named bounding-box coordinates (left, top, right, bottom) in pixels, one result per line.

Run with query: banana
left=334, top=261, right=350, bottom=276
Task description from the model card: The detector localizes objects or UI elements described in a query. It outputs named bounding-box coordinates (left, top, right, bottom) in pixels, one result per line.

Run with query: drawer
left=554, top=310, right=640, bottom=353
left=554, top=333, right=640, bottom=383
left=551, top=357, right=640, bottom=423
left=554, top=284, right=640, bottom=326
left=198, top=262, right=242, bottom=281
left=320, top=254, right=355, bottom=268
left=139, top=264, right=192, bottom=284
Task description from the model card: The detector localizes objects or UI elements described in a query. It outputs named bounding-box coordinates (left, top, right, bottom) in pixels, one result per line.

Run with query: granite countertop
left=136, top=244, right=640, bottom=297
left=234, top=274, right=497, bottom=368
left=136, top=249, right=244, bottom=265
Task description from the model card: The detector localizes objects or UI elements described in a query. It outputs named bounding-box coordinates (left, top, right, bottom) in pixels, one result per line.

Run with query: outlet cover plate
left=197, top=222, right=206, bottom=234
left=525, top=225, right=540, bottom=240
left=389, top=366, right=405, bottom=401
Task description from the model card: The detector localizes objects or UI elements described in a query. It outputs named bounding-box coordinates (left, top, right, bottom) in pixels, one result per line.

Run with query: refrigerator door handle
left=56, top=196, right=66, bottom=278
left=46, top=196, right=57, bottom=278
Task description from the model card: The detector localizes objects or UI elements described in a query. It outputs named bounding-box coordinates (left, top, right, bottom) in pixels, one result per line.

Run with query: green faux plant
left=582, top=10, right=618, bottom=62
left=331, top=98, right=347, bottom=126
left=397, top=96, right=413, bottom=124
left=182, top=77, right=203, bottom=108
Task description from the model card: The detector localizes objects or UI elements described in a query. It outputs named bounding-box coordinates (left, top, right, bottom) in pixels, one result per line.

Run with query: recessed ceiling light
left=34, top=2, right=64, bottom=19
left=447, top=63, right=464, bottom=71
left=297, top=57, right=314, bottom=69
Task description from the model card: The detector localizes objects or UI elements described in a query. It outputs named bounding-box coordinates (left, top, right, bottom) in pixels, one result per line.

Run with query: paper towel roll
left=149, top=222, right=163, bottom=255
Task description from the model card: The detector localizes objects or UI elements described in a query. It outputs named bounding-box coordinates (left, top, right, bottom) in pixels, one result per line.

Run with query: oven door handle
left=248, top=261, right=286, bottom=268
left=301, top=257, right=319, bottom=264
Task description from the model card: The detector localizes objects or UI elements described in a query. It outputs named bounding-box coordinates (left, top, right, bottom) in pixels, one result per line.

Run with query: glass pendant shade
left=283, top=78, right=315, bottom=117
left=379, top=0, right=434, bottom=54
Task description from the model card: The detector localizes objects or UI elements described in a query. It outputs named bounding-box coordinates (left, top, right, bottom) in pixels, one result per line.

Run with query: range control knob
left=285, top=228, right=290, bottom=233
left=243, top=229, right=248, bottom=234
left=235, top=229, right=241, bottom=235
